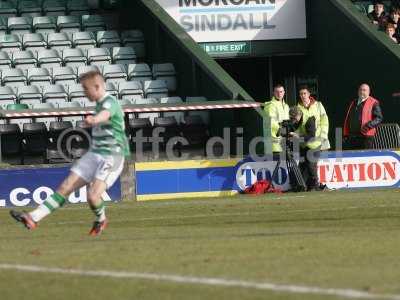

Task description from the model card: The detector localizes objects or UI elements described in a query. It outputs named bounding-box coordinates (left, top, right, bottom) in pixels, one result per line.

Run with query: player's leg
left=10, top=152, right=97, bottom=230
left=87, top=179, right=108, bottom=236
left=30, top=173, right=88, bottom=222
left=10, top=172, right=88, bottom=229
left=87, top=155, right=125, bottom=236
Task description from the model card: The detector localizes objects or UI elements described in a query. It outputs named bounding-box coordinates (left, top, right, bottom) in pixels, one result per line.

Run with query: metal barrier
left=373, top=123, right=400, bottom=150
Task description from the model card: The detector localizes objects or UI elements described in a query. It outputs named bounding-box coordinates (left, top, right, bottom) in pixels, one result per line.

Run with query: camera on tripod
left=278, top=120, right=296, bottom=148
left=273, top=119, right=307, bottom=192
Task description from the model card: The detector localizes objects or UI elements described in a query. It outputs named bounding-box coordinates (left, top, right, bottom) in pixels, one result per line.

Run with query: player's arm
left=85, top=99, right=118, bottom=126
left=85, top=110, right=111, bottom=126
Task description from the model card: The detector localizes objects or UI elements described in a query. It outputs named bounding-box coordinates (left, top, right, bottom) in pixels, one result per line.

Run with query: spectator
left=264, top=84, right=290, bottom=158
left=368, top=1, right=388, bottom=29
left=289, top=106, right=322, bottom=191
left=385, top=23, right=399, bottom=43
left=343, top=84, right=383, bottom=150
left=297, top=86, right=330, bottom=151
left=385, top=8, right=400, bottom=30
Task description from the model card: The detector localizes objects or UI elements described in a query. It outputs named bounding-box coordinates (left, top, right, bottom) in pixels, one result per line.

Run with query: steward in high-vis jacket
left=297, top=86, right=330, bottom=151
left=343, top=83, right=383, bottom=150
left=264, top=84, right=290, bottom=156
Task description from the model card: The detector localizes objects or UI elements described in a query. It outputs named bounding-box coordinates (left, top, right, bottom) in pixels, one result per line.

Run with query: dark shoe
left=9, top=210, right=38, bottom=230
left=89, top=219, right=108, bottom=236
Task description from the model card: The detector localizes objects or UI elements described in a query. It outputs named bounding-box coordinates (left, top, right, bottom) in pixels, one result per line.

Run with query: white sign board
left=154, top=0, right=307, bottom=42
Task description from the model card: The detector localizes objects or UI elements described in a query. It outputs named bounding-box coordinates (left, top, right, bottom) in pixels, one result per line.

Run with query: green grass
left=0, top=189, right=400, bottom=300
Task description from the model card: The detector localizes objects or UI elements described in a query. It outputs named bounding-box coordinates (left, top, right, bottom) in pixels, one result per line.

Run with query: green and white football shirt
left=90, top=93, right=130, bottom=157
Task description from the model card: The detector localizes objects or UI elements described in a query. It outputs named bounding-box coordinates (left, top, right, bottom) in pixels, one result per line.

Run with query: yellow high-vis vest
left=297, top=100, right=330, bottom=150
left=264, top=97, right=290, bottom=153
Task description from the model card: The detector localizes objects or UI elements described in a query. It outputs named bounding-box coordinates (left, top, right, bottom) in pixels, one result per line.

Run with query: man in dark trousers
left=289, top=106, right=322, bottom=192
left=343, top=83, right=383, bottom=150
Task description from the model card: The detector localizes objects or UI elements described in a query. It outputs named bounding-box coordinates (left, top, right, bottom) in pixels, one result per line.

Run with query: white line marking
left=0, top=264, right=398, bottom=300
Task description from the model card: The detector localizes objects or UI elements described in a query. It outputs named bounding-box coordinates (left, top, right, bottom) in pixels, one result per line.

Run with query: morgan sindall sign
left=155, top=0, right=307, bottom=42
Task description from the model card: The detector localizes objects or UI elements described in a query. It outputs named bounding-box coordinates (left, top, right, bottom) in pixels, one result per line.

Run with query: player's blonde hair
left=79, top=70, right=105, bottom=83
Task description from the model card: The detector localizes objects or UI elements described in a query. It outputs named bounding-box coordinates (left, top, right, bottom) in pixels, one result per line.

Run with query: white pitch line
left=0, top=264, right=399, bottom=300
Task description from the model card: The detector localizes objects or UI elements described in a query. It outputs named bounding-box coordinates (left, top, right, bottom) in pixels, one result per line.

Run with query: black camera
left=278, top=120, right=296, bottom=138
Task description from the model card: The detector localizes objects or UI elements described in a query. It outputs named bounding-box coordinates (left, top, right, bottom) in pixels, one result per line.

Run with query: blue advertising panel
left=135, top=151, right=400, bottom=201
left=0, top=166, right=122, bottom=208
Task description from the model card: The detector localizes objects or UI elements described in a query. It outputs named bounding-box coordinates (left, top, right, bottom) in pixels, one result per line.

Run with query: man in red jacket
left=343, top=84, right=383, bottom=150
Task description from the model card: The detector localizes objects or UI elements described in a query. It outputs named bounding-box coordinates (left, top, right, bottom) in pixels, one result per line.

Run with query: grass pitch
left=0, top=189, right=400, bottom=300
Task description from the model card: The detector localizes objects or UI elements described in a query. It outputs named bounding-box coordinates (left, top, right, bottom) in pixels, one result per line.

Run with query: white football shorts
left=71, top=151, right=125, bottom=189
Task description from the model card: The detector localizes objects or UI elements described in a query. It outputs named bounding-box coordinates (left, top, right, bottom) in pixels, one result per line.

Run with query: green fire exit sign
left=200, top=42, right=251, bottom=56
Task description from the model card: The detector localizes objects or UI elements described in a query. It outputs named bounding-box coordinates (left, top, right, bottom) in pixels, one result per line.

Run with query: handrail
left=0, top=100, right=262, bottom=119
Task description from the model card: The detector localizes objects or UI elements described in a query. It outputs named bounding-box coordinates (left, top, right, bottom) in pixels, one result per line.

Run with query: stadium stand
left=0, top=0, right=259, bottom=165
left=351, top=0, right=400, bottom=43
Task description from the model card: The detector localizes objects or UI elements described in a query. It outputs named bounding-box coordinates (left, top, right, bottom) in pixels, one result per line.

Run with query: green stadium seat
left=27, top=67, right=52, bottom=88
left=57, top=15, right=81, bottom=33
left=42, top=84, right=68, bottom=107
left=128, top=63, right=152, bottom=82
left=102, top=64, right=127, bottom=87
left=72, top=31, right=97, bottom=50
left=37, top=49, right=62, bottom=68
left=62, top=48, right=87, bottom=67
left=0, top=34, right=22, bottom=55
left=121, top=30, right=145, bottom=59
left=118, top=80, right=143, bottom=100
left=43, top=0, right=67, bottom=17
left=112, top=46, right=136, bottom=65
left=12, top=50, right=37, bottom=70
left=6, top=103, right=28, bottom=111
left=134, top=98, right=160, bottom=124
left=0, top=85, right=16, bottom=98
left=118, top=98, right=132, bottom=106
left=52, top=66, right=77, bottom=89
left=87, top=47, right=111, bottom=66
left=33, top=16, right=57, bottom=35
left=23, top=33, right=47, bottom=52
left=7, top=103, right=32, bottom=132
left=33, top=105, right=58, bottom=130
left=72, top=120, right=91, bottom=158
left=0, top=16, right=8, bottom=36
left=152, top=63, right=177, bottom=92
left=97, top=30, right=120, bottom=49
left=153, top=116, right=182, bottom=153
left=0, top=1, right=17, bottom=18
left=17, top=85, right=43, bottom=108
left=82, top=14, right=106, bottom=32
left=105, top=82, right=118, bottom=97
left=18, top=0, right=42, bottom=17
left=0, top=123, right=23, bottom=163
left=0, top=51, right=12, bottom=69
left=59, top=100, right=84, bottom=123
left=47, top=120, right=74, bottom=163
left=2, top=68, right=27, bottom=90
left=23, top=122, right=49, bottom=163
left=144, top=80, right=168, bottom=100
left=47, top=32, right=72, bottom=51
left=160, top=96, right=184, bottom=123
left=8, top=16, right=33, bottom=35
left=128, top=118, right=153, bottom=150
left=67, top=0, right=90, bottom=16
